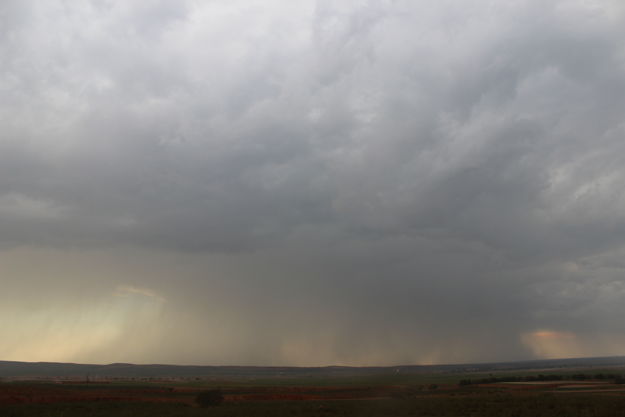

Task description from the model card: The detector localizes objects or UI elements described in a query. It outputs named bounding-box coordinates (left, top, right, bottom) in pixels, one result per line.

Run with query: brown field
left=4, top=377, right=625, bottom=416
left=3, top=383, right=388, bottom=405
left=3, top=379, right=625, bottom=405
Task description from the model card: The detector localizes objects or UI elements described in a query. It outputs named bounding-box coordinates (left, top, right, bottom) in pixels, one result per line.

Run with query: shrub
left=195, top=389, right=224, bottom=407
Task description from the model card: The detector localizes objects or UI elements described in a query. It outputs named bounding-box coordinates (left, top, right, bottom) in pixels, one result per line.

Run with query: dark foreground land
left=4, top=357, right=625, bottom=416
left=4, top=378, right=625, bottom=416
left=4, top=394, right=625, bottom=417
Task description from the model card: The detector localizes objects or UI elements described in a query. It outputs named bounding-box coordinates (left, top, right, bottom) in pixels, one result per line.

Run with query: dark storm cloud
left=2, top=0, right=625, bottom=365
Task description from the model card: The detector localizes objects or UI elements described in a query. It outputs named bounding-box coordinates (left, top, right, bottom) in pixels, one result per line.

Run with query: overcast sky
left=2, top=0, right=625, bottom=366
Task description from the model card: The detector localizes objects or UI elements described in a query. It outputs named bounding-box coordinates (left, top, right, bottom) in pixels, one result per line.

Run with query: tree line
left=458, top=373, right=625, bottom=386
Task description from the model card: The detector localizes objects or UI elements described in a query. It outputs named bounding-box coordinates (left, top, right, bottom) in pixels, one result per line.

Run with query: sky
left=1, top=0, right=625, bottom=366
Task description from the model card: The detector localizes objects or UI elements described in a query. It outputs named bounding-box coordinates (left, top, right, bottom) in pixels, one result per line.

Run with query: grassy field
left=5, top=394, right=625, bottom=417
left=4, top=371, right=625, bottom=417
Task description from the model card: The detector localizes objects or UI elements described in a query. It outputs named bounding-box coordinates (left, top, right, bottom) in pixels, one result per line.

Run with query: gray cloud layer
left=2, top=0, right=625, bottom=365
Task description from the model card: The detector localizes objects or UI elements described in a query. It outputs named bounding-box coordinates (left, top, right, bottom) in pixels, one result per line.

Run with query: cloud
left=114, top=285, right=167, bottom=303
left=2, top=0, right=625, bottom=365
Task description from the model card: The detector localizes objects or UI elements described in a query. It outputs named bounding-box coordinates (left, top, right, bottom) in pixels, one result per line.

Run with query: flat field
left=3, top=375, right=625, bottom=416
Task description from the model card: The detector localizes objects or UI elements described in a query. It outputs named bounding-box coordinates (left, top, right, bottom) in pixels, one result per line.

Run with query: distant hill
left=2, top=356, right=625, bottom=379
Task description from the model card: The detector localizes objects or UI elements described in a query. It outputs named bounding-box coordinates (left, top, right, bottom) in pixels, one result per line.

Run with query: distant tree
left=195, top=389, right=224, bottom=407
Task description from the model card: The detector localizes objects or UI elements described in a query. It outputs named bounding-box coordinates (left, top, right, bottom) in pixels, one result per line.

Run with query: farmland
left=4, top=370, right=625, bottom=416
